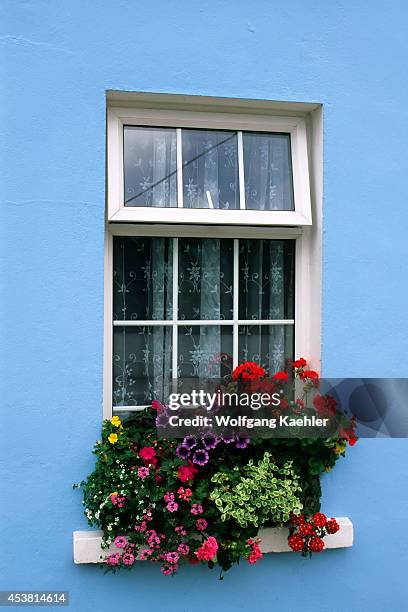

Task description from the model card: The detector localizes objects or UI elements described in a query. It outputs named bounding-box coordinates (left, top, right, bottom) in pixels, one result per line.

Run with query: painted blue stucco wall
left=1, top=1, right=408, bottom=610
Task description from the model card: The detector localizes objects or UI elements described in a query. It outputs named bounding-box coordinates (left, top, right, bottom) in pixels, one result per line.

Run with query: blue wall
left=1, top=1, right=407, bottom=610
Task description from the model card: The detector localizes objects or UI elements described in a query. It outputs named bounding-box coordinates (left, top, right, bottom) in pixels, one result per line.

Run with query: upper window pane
left=182, top=129, right=239, bottom=209
left=124, top=126, right=177, bottom=207
left=178, top=238, right=234, bottom=320
left=243, top=132, right=294, bottom=211
left=239, top=239, right=295, bottom=320
left=113, top=236, right=173, bottom=320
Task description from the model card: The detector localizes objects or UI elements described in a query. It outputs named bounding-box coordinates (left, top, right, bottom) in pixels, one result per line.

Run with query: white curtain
left=112, top=237, right=293, bottom=407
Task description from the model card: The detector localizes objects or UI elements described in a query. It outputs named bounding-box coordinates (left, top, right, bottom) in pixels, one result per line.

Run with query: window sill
left=73, top=517, right=353, bottom=563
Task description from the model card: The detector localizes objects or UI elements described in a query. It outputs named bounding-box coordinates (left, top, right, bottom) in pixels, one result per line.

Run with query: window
left=111, top=235, right=294, bottom=411
left=107, top=107, right=311, bottom=225
left=105, top=96, right=321, bottom=417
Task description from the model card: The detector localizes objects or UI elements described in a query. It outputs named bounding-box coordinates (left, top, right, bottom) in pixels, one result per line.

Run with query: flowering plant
left=288, top=512, right=340, bottom=555
left=75, top=358, right=355, bottom=577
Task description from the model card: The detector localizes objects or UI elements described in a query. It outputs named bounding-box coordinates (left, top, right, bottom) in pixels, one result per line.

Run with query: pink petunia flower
left=122, top=553, right=135, bottom=566
left=114, top=536, right=128, bottom=549
left=196, top=518, right=208, bottom=531
left=139, top=548, right=154, bottom=561
left=164, top=551, right=180, bottom=564
left=137, top=466, right=150, bottom=479
left=161, top=563, right=178, bottom=576
left=175, top=525, right=187, bottom=536
left=106, top=553, right=121, bottom=566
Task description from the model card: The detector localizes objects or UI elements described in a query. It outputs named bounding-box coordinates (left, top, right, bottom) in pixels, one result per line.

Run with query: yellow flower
left=110, top=416, right=122, bottom=428
left=334, top=441, right=346, bottom=455
left=108, top=433, right=118, bottom=444
left=110, top=491, right=118, bottom=497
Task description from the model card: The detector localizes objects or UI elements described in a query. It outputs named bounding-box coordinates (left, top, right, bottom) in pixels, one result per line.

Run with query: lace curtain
left=238, top=239, right=294, bottom=374
left=113, top=237, right=173, bottom=406
left=123, top=127, right=294, bottom=211
left=112, top=237, right=294, bottom=408
left=124, top=127, right=177, bottom=207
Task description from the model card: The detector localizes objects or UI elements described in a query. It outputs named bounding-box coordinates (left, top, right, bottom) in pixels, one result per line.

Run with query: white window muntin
left=107, top=108, right=312, bottom=226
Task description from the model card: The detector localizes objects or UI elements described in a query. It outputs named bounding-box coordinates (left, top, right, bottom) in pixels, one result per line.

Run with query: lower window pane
left=178, top=326, right=233, bottom=389
left=113, top=326, right=172, bottom=406
left=238, top=325, right=294, bottom=374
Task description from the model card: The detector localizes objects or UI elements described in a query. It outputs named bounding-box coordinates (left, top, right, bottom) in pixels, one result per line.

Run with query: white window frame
left=107, top=107, right=312, bottom=226
left=104, top=97, right=322, bottom=419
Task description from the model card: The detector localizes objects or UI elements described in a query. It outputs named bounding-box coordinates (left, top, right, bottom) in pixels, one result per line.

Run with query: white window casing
left=104, top=96, right=323, bottom=419
left=107, top=107, right=312, bottom=226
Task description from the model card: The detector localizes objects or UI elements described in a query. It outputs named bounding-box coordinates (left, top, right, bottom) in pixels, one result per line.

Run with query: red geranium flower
left=299, top=522, right=314, bottom=537
left=232, top=362, right=266, bottom=381
left=290, top=514, right=305, bottom=525
left=139, top=446, right=157, bottom=461
left=309, top=536, right=325, bottom=553
left=313, top=394, right=337, bottom=417
left=293, top=358, right=307, bottom=368
left=301, top=370, right=319, bottom=381
left=348, top=434, right=358, bottom=446
left=177, top=463, right=198, bottom=482
left=312, top=512, right=327, bottom=528
left=288, top=534, right=304, bottom=552
left=273, top=371, right=289, bottom=383
left=339, top=418, right=358, bottom=446
left=326, top=518, right=340, bottom=534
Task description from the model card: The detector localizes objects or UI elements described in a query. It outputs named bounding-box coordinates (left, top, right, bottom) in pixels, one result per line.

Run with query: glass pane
left=124, top=126, right=177, bottom=207
left=178, top=326, right=233, bottom=388
left=113, top=326, right=172, bottom=406
left=182, top=129, right=239, bottom=209
left=243, top=132, right=294, bottom=211
left=113, top=236, right=173, bottom=320
left=178, top=238, right=233, bottom=320
left=238, top=325, right=294, bottom=374
left=239, top=239, right=295, bottom=320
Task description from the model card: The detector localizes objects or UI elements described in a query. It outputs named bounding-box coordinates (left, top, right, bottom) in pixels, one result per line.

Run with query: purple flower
left=155, top=411, right=170, bottom=428
left=236, top=435, right=250, bottom=449
left=221, top=432, right=235, bottom=444
left=176, top=444, right=190, bottom=460
left=202, top=432, right=219, bottom=450
left=192, top=448, right=209, bottom=466
left=183, top=435, right=197, bottom=450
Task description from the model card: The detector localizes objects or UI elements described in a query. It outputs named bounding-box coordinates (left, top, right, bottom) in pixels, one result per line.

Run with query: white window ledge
left=73, top=517, right=353, bottom=564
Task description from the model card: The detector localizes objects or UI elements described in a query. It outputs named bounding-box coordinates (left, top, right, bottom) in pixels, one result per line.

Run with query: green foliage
left=210, top=452, right=303, bottom=528
left=75, top=410, right=350, bottom=574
